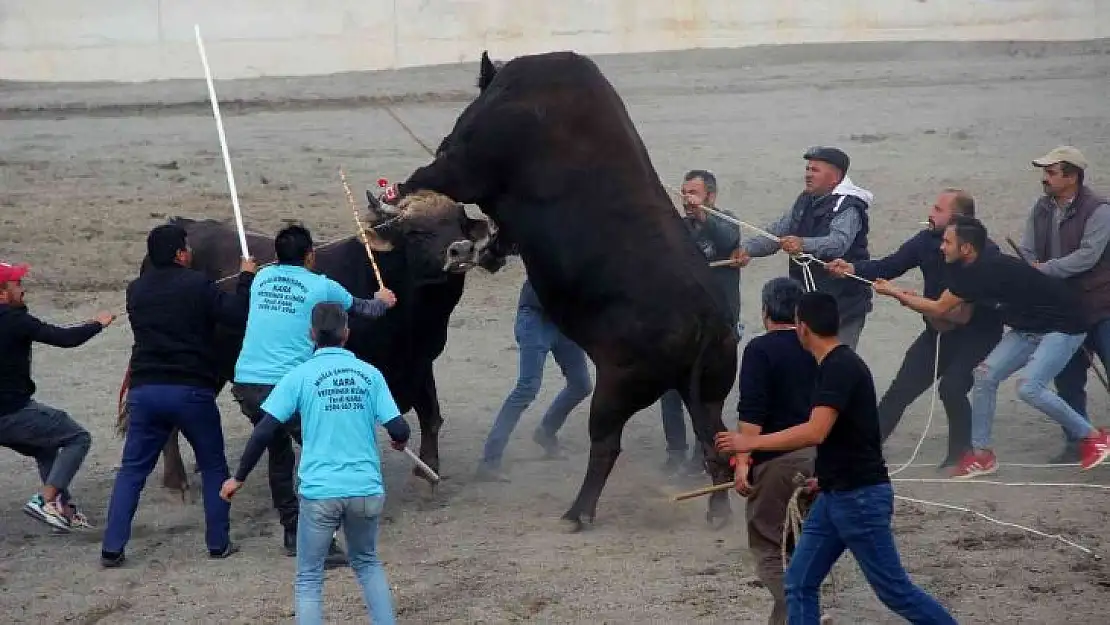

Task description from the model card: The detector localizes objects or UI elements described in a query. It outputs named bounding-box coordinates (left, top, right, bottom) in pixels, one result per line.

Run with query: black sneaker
left=100, top=550, right=125, bottom=568
left=209, top=543, right=240, bottom=559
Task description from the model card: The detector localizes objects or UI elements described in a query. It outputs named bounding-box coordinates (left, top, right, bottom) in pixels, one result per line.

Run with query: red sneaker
left=950, top=449, right=997, bottom=479
left=1079, top=428, right=1110, bottom=471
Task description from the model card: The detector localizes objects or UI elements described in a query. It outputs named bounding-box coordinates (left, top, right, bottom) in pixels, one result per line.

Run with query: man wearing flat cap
left=1017, top=146, right=1110, bottom=463
left=735, top=146, right=875, bottom=348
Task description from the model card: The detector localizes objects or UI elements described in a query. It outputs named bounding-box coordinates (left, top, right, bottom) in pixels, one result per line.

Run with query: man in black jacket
left=827, top=189, right=1004, bottom=467
left=0, top=261, right=115, bottom=533
left=100, top=224, right=256, bottom=567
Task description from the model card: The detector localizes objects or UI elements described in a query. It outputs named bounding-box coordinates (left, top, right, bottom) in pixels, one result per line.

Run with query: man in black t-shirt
left=875, top=215, right=1110, bottom=478
left=715, top=277, right=816, bottom=625
left=717, top=291, right=956, bottom=624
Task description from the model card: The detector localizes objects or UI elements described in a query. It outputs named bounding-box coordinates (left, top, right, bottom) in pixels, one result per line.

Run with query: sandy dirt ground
left=2, top=40, right=1110, bottom=624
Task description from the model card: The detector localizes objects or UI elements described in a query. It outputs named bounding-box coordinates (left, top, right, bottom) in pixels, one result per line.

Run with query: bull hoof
left=558, top=517, right=585, bottom=534
left=705, top=506, right=733, bottom=530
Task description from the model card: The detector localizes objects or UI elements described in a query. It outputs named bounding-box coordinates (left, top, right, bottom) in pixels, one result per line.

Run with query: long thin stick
left=340, top=167, right=387, bottom=290
left=672, top=481, right=735, bottom=501
left=403, top=447, right=441, bottom=484
left=194, top=24, right=249, bottom=259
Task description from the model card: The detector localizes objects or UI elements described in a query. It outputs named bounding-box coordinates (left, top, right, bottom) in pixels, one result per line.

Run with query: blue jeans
left=970, top=330, right=1094, bottom=450
left=481, top=305, right=592, bottom=467
left=1054, top=318, right=1110, bottom=437
left=296, top=495, right=394, bottom=625
left=785, top=483, right=957, bottom=624
left=102, top=384, right=230, bottom=554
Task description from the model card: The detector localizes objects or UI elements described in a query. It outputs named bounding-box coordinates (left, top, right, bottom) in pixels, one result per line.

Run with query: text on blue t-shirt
left=260, top=347, right=401, bottom=500
left=234, top=264, right=355, bottom=385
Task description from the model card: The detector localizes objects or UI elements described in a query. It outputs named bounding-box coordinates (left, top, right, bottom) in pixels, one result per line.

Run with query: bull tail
left=116, top=365, right=131, bottom=438
left=685, top=327, right=715, bottom=456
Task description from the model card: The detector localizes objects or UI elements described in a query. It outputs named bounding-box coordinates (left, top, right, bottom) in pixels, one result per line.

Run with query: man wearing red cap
left=0, top=261, right=115, bottom=532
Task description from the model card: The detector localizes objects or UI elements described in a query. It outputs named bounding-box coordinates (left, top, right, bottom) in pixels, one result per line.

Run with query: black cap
left=803, top=146, right=850, bottom=174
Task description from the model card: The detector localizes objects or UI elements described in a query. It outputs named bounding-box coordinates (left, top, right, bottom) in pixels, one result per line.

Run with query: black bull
left=390, top=50, right=740, bottom=531
left=116, top=216, right=465, bottom=493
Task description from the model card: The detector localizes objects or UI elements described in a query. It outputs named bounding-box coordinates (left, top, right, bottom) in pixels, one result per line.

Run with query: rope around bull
left=680, top=198, right=1103, bottom=560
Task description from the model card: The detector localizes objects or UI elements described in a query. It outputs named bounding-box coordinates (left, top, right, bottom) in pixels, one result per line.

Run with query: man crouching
left=221, top=302, right=410, bottom=624
left=715, top=277, right=817, bottom=625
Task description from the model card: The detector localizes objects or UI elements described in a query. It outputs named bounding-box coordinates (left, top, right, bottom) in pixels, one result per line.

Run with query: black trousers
left=231, top=383, right=302, bottom=531
left=878, top=322, right=1002, bottom=457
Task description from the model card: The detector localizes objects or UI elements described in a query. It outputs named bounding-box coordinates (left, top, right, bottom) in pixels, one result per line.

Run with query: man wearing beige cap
left=1017, top=146, right=1110, bottom=463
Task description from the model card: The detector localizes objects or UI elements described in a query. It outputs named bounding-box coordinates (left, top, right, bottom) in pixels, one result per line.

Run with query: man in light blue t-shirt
left=222, top=302, right=410, bottom=625
left=230, top=224, right=396, bottom=559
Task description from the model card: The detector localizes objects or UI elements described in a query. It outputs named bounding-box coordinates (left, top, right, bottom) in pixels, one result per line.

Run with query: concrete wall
left=2, top=0, right=1108, bottom=83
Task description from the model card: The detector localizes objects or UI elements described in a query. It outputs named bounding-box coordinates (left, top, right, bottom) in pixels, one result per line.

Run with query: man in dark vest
left=1017, top=146, right=1110, bottom=463
left=734, top=146, right=874, bottom=348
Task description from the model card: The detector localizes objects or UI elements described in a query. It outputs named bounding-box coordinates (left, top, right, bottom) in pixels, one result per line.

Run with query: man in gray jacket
left=1017, top=146, right=1110, bottom=463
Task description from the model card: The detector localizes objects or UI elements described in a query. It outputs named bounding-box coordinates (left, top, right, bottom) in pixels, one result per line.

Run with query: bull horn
left=365, top=189, right=401, bottom=216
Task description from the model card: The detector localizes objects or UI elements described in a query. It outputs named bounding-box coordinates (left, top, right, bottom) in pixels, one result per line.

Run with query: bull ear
left=464, top=216, right=491, bottom=242
left=478, top=50, right=498, bottom=91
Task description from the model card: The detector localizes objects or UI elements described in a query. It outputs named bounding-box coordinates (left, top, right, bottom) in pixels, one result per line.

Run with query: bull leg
left=685, top=396, right=734, bottom=530
left=161, top=427, right=191, bottom=499
left=410, top=366, right=444, bottom=481
left=560, top=368, right=650, bottom=533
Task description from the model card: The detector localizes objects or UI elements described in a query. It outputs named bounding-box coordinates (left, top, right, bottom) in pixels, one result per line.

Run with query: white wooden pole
left=194, top=24, right=249, bottom=259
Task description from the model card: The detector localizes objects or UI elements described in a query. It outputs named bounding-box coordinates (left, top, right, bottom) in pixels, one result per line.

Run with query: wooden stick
left=340, top=167, right=387, bottom=290
left=403, top=447, right=441, bottom=484
left=672, top=481, right=736, bottom=501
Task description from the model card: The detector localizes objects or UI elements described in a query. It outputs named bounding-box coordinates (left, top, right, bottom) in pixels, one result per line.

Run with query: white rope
left=893, top=494, right=1100, bottom=558
left=892, top=478, right=1110, bottom=490
left=889, top=331, right=942, bottom=477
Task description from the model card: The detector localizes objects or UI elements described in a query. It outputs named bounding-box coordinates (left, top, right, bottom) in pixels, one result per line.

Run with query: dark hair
left=948, top=214, right=987, bottom=253
left=311, top=302, right=348, bottom=347
left=684, top=169, right=717, bottom=195
left=762, top=277, right=805, bottom=324
left=796, top=291, right=839, bottom=338
left=943, top=188, right=976, bottom=218
left=147, top=224, right=188, bottom=267
left=275, top=224, right=314, bottom=265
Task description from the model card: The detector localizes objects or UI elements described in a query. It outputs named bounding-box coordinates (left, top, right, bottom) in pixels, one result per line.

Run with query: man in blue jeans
left=101, top=224, right=256, bottom=566
left=222, top=302, right=410, bottom=625
left=476, top=279, right=593, bottom=482
left=231, top=223, right=396, bottom=558
left=1016, top=146, right=1110, bottom=462
left=876, top=215, right=1110, bottom=477
left=717, top=292, right=957, bottom=625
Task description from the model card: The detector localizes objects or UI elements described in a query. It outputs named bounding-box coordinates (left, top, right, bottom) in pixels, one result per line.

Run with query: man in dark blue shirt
left=715, top=277, right=816, bottom=625
left=101, top=224, right=256, bottom=567
left=827, top=189, right=1003, bottom=467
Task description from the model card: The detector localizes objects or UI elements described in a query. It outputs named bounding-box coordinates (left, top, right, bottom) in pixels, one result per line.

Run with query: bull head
left=364, top=188, right=490, bottom=275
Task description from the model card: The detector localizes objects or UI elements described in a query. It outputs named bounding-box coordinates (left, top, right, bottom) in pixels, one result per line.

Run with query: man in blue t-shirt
left=231, top=224, right=397, bottom=558
left=222, top=302, right=410, bottom=625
